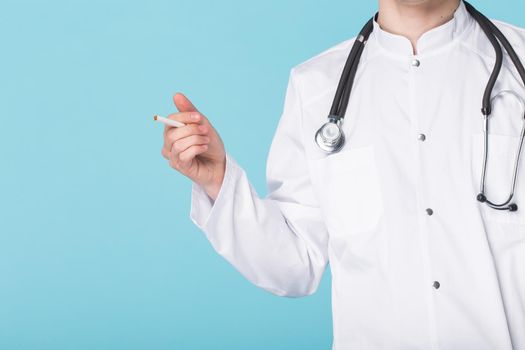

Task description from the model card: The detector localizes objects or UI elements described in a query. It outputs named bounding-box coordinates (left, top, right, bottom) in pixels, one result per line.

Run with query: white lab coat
left=189, top=1, right=525, bottom=349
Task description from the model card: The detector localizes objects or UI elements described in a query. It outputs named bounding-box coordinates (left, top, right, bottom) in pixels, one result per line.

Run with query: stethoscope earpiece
left=476, top=193, right=487, bottom=203
left=316, top=1, right=525, bottom=212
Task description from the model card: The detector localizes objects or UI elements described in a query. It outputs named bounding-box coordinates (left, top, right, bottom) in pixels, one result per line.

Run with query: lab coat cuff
left=189, top=152, right=239, bottom=229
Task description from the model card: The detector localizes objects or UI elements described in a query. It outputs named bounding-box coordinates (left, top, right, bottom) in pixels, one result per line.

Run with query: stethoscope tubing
left=329, top=18, right=374, bottom=118
left=316, top=1, right=525, bottom=212
left=480, top=91, right=525, bottom=210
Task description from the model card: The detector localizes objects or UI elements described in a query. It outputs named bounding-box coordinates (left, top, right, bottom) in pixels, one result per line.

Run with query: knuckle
left=178, top=152, right=188, bottom=162
left=197, top=124, right=207, bottom=133
left=191, top=123, right=202, bottom=134
left=197, top=112, right=207, bottom=121
left=188, top=135, right=202, bottom=145
left=168, top=131, right=182, bottom=143
left=166, top=128, right=177, bottom=140
left=178, top=125, right=195, bottom=138
left=172, top=142, right=182, bottom=153
left=170, top=153, right=181, bottom=166
left=190, top=135, right=202, bottom=143
left=168, top=112, right=183, bottom=122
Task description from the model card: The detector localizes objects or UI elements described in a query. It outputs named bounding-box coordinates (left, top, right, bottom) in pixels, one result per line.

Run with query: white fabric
left=189, top=1, right=525, bottom=349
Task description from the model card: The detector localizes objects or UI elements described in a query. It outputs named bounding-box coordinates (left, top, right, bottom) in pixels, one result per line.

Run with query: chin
left=395, top=0, right=437, bottom=4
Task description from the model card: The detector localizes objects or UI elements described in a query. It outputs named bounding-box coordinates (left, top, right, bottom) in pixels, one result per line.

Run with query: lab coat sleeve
left=189, top=68, right=329, bottom=297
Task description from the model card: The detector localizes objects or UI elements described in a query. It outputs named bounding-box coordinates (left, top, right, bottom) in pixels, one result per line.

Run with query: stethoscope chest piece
left=313, top=1, right=525, bottom=211
left=315, top=117, right=345, bottom=153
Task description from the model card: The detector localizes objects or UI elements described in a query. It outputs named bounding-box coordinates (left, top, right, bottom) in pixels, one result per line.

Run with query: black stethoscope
left=315, top=1, right=525, bottom=212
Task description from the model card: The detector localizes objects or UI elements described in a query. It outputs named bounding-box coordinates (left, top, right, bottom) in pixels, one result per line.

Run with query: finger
left=161, top=146, right=170, bottom=160
left=173, top=92, right=198, bottom=113
left=171, top=134, right=210, bottom=157
left=165, top=111, right=207, bottom=126
left=164, top=123, right=209, bottom=152
left=178, top=144, right=209, bottom=163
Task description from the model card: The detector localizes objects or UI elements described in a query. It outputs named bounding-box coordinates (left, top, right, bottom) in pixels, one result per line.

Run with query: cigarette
left=153, top=115, right=186, bottom=128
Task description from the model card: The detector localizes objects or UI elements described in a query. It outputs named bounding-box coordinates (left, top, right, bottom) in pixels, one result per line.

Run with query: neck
left=377, top=0, right=461, bottom=54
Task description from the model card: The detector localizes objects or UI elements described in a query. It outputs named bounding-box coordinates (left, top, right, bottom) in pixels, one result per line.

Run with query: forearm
left=190, top=153, right=328, bottom=297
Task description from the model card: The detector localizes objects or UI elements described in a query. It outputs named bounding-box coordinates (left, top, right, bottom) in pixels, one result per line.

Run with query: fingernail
left=191, top=113, right=200, bottom=121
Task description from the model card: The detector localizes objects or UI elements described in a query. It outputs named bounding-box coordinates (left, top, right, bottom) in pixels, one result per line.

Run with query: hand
left=161, top=93, right=226, bottom=200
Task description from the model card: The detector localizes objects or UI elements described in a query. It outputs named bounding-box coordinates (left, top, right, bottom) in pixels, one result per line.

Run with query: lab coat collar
left=371, top=0, right=474, bottom=57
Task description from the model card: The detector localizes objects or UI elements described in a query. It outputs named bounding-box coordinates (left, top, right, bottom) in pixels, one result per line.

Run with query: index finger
left=166, top=111, right=207, bottom=126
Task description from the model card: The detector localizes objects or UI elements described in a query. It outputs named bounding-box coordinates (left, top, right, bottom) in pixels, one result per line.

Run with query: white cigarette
left=153, top=115, right=186, bottom=128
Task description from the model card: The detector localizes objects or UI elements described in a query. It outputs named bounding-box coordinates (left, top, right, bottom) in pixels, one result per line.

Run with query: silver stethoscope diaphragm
left=315, top=117, right=345, bottom=153
left=314, top=1, right=525, bottom=212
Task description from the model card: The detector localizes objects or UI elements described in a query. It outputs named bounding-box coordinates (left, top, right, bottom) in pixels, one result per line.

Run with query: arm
left=189, top=69, right=329, bottom=297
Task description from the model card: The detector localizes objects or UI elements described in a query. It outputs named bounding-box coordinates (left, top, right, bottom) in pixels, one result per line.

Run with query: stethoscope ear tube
left=463, top=1, right=503, bottom=116
left=329, top=16, right=375, bottom=118
left=316, top=1, right=525, bottom=212
left=466, top=0, right=525, bottom=213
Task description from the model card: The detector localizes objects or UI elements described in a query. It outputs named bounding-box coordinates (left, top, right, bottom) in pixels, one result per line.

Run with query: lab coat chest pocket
left=309, top=146, right=384, bottom=236
left=471, top=132, right=525, bottom=225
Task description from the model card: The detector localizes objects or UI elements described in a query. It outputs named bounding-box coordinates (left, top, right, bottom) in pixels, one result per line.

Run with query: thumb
left=173, top=92, right=199, bottom=113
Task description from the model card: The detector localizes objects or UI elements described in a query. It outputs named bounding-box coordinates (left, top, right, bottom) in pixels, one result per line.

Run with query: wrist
left=203, top=158, right=226, bottom=201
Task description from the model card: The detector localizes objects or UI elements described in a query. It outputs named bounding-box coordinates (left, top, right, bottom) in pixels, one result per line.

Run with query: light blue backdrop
left=0, top=0, right=522, bottom=349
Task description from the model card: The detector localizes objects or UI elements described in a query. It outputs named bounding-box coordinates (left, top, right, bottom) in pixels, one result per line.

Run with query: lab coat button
left=417, top=133, right=426, bottom=141
left=426, top=208, right=434, bottom=216
left=411, top=59, right=421, bottom=67
left=433, top=281, right=441, bottom=289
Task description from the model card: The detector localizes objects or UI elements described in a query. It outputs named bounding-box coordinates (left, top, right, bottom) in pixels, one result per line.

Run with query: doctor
left=160, top=0, right=525, bottom=348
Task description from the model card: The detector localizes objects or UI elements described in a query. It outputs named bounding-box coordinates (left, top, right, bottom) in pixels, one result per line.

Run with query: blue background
left=0, top=0, right=522, bottom=349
